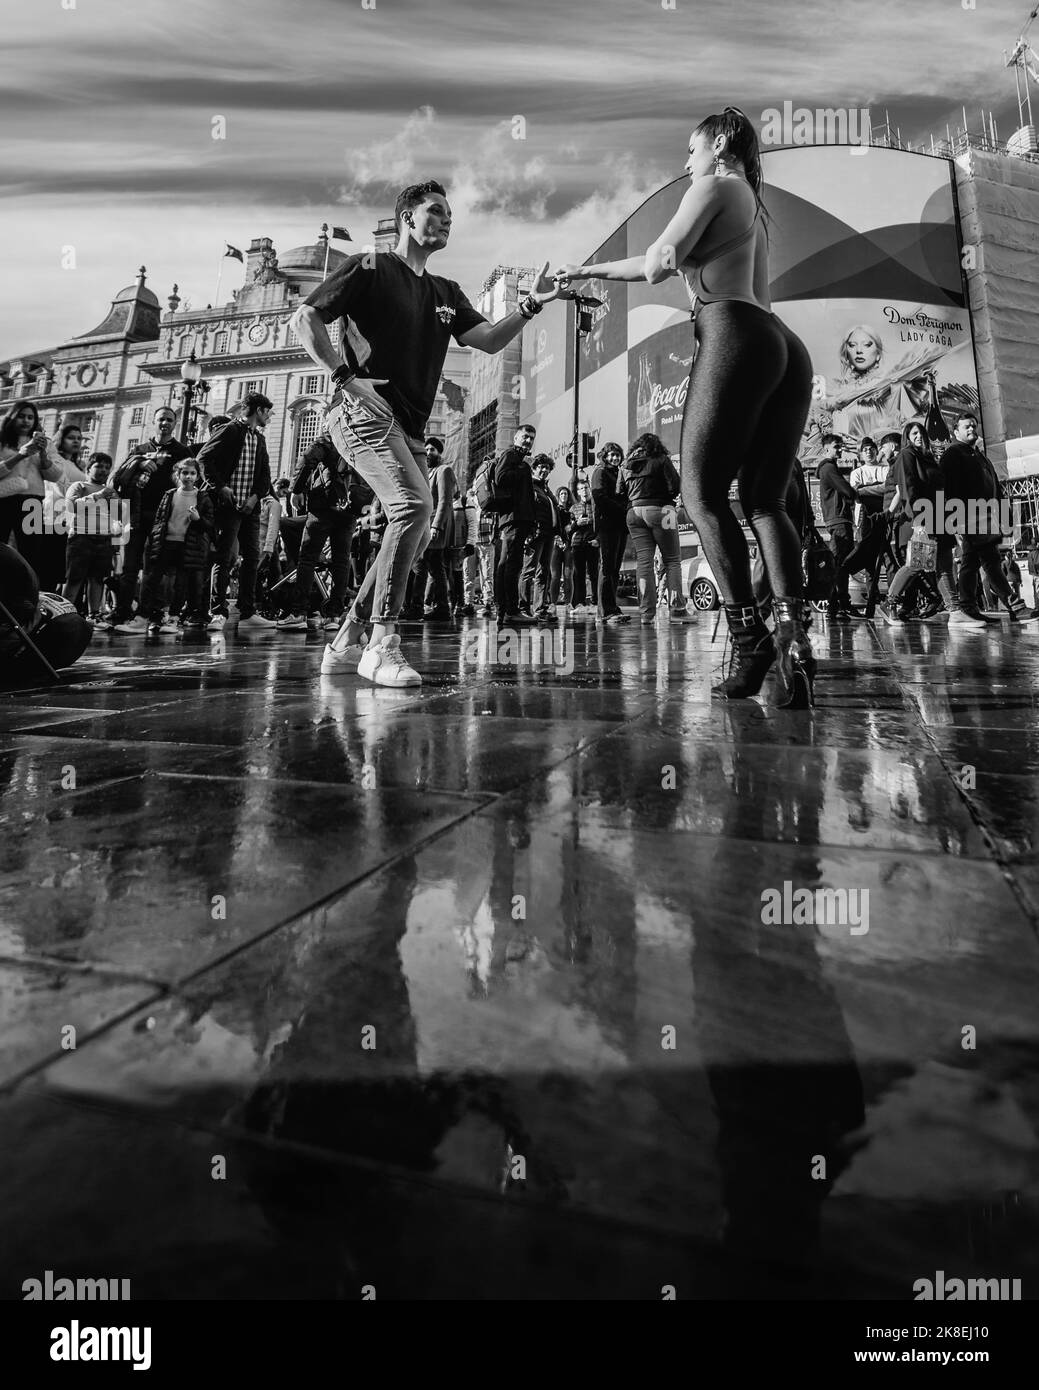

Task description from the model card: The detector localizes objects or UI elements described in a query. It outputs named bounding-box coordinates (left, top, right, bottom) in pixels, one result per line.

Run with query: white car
left=682, top=541, right=878, bottom=612
left=681, top=548, right=757, bottom=612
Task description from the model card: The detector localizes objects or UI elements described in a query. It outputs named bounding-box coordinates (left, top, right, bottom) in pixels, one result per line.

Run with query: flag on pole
left=330, top=226, right=352, bottom=242
left=225, top=244, right=244, bottom=261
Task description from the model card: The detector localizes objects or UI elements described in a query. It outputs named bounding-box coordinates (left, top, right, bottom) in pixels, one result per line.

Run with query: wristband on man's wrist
left=518, top=295, right=543, bottom=320
left=330, top=365, right=356, bottom=390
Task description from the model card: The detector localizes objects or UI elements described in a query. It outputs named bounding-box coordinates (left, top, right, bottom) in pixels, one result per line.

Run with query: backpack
left=802, top=525, right=837, bottom=599
left=474, top=456, right=510, bottom=514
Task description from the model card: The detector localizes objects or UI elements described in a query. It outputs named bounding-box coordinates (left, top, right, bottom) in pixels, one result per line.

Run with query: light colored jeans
left=476, top=542, right=495, bottom=606
left=461, top=551, right=478, bottom=606
left=627, top=504, right=683, bottom=618
left=328, top=400, right=431, bottom=624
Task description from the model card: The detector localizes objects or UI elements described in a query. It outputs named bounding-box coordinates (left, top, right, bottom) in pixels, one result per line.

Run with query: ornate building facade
left=0, top=223, right=471, bottom=479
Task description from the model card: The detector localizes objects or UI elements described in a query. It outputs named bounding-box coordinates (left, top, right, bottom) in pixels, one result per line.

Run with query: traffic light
left=581, top=432, right=596, bottom=470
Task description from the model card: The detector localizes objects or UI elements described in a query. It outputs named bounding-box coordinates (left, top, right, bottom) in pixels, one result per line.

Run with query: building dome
left=74, top=267, right=160, bottom=344
left=113, top=281, right=159, bottom=307
left=278, top=244, right=350, bottom=274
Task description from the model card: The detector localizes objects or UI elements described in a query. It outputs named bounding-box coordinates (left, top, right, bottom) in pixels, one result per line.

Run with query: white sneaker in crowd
left=111, top=616, right=150, bottom=635
left=237, top=613, right=278, bottom=630
left=948, top=609, right=987, bottom=631
left=356, top=634, right=421, bottom=687
left=158, top=618, right=181, bottom=635
left=320, top=633, right=368, bottom=675
left=276, top=615, right=308, bottom=631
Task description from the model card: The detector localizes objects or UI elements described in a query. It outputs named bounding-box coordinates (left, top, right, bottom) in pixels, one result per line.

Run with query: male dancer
left=292, top=179, right=562, bottom=686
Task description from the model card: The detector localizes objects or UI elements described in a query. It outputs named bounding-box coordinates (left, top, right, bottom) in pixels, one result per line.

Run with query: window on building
left=304, top=374, right=323, bottom=396
left=130, top=406, right=145, bottom=426
left=295, top=409, right=322, bottom=461
left=213, top=332, right=228, bottom=355
left=328, top=320, right=341, bottom=348
left=128, top=438, right=140, bottom=452
left=238, top=379, right=263, bottom=399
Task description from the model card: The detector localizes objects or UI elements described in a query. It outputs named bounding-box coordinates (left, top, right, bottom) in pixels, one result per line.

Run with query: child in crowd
left=139, top=459, right=215, bottom=634
left=64, top=452, right=117, bottom=619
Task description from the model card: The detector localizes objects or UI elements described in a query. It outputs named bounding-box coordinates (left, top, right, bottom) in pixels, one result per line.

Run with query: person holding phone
left=0, top=401, right=65, bottom=584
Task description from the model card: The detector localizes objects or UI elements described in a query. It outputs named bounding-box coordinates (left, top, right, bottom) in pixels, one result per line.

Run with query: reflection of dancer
left=828, top=324, right=941, bottom=445
left=557, top=107, right=815, bottom=705
left=694, top=708, right=865, bottom=1291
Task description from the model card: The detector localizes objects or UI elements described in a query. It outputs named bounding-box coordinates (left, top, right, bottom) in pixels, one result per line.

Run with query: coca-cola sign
left=628, top=322, right=692, bottom=457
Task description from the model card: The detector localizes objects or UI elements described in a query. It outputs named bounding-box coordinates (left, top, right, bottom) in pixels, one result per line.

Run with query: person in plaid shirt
left=197, top=392, right=276, bottom=630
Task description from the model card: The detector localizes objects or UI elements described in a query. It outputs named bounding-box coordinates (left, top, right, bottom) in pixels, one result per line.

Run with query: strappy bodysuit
left=682, top=208, right=769, bottom=319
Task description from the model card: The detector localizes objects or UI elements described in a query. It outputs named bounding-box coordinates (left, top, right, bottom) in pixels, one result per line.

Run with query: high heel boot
left=713, top=603, right=775, bottom=700
left=772, top=597, right=816, bottom=708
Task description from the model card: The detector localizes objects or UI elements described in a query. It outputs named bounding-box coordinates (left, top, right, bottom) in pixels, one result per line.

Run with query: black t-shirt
left=305, top=252, right=486, bottom=440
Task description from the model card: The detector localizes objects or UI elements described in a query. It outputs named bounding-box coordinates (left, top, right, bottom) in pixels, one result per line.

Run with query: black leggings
left=680, top=301, right=813, bottom=605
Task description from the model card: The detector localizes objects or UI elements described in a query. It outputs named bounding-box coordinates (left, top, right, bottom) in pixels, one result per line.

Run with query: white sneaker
left=158, top=618, right=181, bottom=635
left=356, top=634, right=421, bottom=687
left=112, top=616, right=149, bottom=634
left=948, top=609, right=987, bottom=631
left=320, top=634, right=368, bottom=675
left=277, top=615, right=308, bottom=631
left=206, top=614, right=226, bottom=631
left=237, top=613, right=278, bottom=630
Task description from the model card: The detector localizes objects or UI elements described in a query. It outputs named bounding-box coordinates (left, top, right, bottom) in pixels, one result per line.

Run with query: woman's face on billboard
left=845, top=329, right=881, bottom=373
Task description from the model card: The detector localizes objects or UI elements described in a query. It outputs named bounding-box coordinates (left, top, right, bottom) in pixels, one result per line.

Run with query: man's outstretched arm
left=459, top=262, right=562, bottom=356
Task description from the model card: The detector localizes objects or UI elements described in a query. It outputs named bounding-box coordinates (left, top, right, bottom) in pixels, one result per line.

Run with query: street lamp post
left=570, top=293, right=601, bottom=492
left=178, top=352, right=204, bottom=444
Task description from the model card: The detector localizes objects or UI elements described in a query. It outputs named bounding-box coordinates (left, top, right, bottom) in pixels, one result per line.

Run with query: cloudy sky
left=2, top=0, right=1031, bottom=356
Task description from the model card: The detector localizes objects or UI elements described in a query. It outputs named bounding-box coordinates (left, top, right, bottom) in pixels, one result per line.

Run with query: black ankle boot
left=713, top=604, right=775, bottom=700
left=772, top=597, right=816, bottom=708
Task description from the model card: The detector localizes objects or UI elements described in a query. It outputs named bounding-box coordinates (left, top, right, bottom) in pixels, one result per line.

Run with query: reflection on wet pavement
left=1, top=618, right=1038, bottom=1299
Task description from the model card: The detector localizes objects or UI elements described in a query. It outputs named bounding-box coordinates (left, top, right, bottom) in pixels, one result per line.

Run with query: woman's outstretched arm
left=556, top=179, right=726, bottom=287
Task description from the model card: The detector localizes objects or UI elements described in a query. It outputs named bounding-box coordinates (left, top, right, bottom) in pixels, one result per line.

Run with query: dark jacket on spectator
left=569, top=496, right=596, bottom=539
left=111, top=436, right=192, bottom=528
left=530, top=479, right=562, bottom=541
left=940, top=440, right=1005, bottom=544
left=292, top=433, right=355, bottom=515
left=816, top=457, right=856, bottom=529
left=940, top=441, right=1003, bottom=506
left=427, top=462, right=456, bottom=549
left=618, top=453, right=681, bottom=508
left=895, top=444, right=943, bottom=531
left=590, top=461, right=627, bottom=528
left=144, top=487, right=216, bottom=570
left=196, top=419, right=272, bottom=501
left=494, top=446, right=535, bottom=526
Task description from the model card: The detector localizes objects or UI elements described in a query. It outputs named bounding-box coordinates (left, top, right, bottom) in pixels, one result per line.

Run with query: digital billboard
left=519, top=145, right=981, bottom=478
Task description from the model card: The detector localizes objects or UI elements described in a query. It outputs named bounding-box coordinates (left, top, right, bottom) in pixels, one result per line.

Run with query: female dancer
left=556, top=107, right=815, bottom=705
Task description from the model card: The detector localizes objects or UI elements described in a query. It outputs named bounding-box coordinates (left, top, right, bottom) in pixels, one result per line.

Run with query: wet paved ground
left=2, top=611, right=1039, bottom=1300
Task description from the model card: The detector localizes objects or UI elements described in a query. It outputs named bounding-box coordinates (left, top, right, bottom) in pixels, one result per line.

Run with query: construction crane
left=1005, top=4, right=1039, bottom=137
